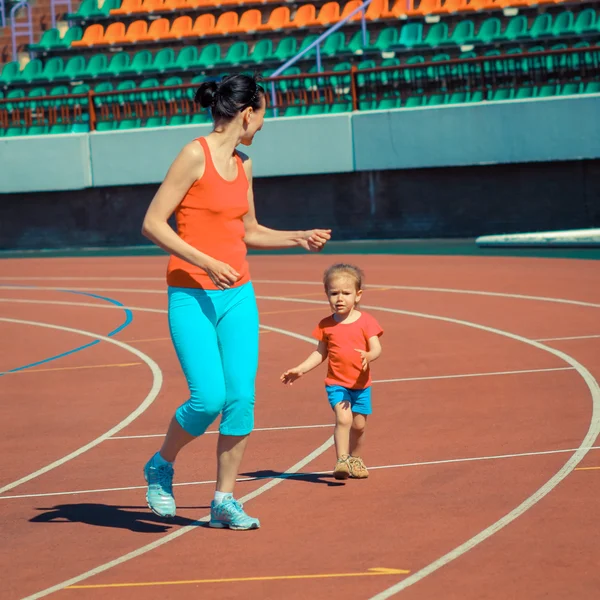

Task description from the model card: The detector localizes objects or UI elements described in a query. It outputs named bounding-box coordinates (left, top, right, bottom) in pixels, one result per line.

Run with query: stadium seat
left=21, top=59, right=43, bottom=83
left=72, top=24, right=104, bottom=47
left=145, top=19, right=170, bottom=40
left=526, top=13, right=552, bottom=39
left=574, top=8, right=596, bottom=34
left=321, top=31, right=345, bottom=56
left=83, top=54, right=108, bottom=78
left=310, top=2, right=341, bottom=27
left=174, top=46, right=198, bottom=71
left=274, top=37, right=298, bottom=61
left=152, top=48, right=177, bottom=73
left=369, top=27, right=398, bottom=52
left=27, top=125, right=49, bottom=135
left=0, top=62, right=21, bottom=85
left=449, top=20, right=474, bottom=46
left=39, top=57, right=65, bottom=82
left=234, top=9, right=262, bottom=33
left=414, top=22, right=448, bottom=48
left=111, top=0, right=142, bottom=14
left=214, top=12, right=239, bottom=35
left=64, top=56, right=87, bottom=80
left=467, top=18, right=501, bottom=44
left=162, top=16, right=194, bottom=40
left=435, top=0, right=467, bottom=13
left=103, top=22, right=127, bottom=44
left=394, top=23, right=424, bottom=49
left=406, top=0, right=442, bottom=17
left=552, top=11, right=574, bottom=37
left=495, top=15, right=527, bottom=41
left=122, top=50, right=153, bottom=75
left=188, top=14, right=216, bottom=37
left=584, top=81, right=600, bottom=94
left=560, top=82, right=581, bottom=96
left=249, top=39, right=274, bottom=63
left=197, top=44, right=221, bottom=68
left=106, top=52, right=131, bottom=76
left=124, top=20, right=150, bottom=43
left=219, top=41, right=249, bottom=66
left=292, top=5, right=317, bottom=28
left=146, top=116, right=167, bottom=127
left=257, top=6, right=291, bottom=31
left=30, top=29, right=60, bottom=51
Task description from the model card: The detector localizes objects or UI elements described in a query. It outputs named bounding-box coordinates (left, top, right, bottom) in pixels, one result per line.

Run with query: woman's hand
left=202, top=258, right=240, bottom=290
left=280, top=367, right=304, bottom=385
left=299, top=229, right=331, bottom=252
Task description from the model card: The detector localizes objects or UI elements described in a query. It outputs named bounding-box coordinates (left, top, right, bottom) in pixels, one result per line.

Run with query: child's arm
left=355, top=336, right=383, bottom=371
left=281, top=341, right=328, bottom=385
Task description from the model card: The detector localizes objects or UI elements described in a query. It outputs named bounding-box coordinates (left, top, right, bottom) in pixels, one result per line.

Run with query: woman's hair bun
left=195, top=81, right=218, bottom=108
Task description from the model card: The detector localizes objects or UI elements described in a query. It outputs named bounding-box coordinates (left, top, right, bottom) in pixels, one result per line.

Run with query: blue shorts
left=325, top=385, right=372, bottom=415
left=168, top=281, right=259, bottom=437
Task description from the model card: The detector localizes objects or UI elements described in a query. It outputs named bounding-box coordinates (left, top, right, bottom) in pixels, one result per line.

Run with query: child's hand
left=355, top=349, right=369, bottom=371
left=281, top=368, right=304, bottom=385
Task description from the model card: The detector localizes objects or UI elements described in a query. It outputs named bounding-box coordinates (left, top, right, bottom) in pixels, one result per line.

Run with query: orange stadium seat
left=103, top=22, right=127, bottom=44
left=163, top=0, right=189, bottom=10
left=291, top=4, right=316, bottom=28
left=186, top=13, right=216, bottom=36
left=362, top=0, right=386, bottom=21
left=406, top=0, right=442, bottom=16
left=162, top=15, right=194, bottom=38
left=434, top=0, right=468, bottom=13
left=139, top=0, right=166, bottom=13
left=462, top=0, right=498, bottom=10
left=256, top=6, right=291, bottom=30
left=71, top=24, right=104, bottom=46
left=234, top=9, right=263, bottom=33
left=124, top=20, right=150, bottom=42
left=214, top=11, right=239, bottom=34
left=145, top=17, right=171, bottom=39
left=310, top=2, right=341, bottom=26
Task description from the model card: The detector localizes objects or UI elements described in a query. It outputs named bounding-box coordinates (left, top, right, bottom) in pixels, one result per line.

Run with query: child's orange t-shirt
left=312, top=312, right=383, bottom=390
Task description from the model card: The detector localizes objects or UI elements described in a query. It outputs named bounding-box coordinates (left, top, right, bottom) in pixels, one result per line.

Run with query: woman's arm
left=240, top=156, right=331, bottom=251
left=141, top=142, right=240, bottom=290
left=281, top=341, right=328, bottom=385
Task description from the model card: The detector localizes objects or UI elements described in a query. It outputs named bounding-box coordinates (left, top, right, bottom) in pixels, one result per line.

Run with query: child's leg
left=350, top=413, right=368, bottom=457
left=333, top=401, right=353, bottom=458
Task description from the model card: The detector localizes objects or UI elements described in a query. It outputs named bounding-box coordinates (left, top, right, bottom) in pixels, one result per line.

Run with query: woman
left=141, top=74, right=331, bottom=530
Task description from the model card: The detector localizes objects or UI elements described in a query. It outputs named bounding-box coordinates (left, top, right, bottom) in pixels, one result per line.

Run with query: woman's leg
left=144, top=287, right=227, bottom=517
left=215, top=283, right=260, bottom=494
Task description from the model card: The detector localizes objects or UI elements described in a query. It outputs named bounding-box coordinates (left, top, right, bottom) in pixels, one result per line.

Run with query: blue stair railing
left=10, top=1, right=33, bottom=61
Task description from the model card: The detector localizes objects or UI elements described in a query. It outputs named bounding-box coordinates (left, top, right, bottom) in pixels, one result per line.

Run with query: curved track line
left=0, top=318, right=163, bottom=495
left=2, top=282, right=600, bottom=309
left=253, top=295, right=600, bottom=599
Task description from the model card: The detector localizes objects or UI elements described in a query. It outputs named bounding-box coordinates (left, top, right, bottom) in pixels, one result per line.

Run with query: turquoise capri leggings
left=168, top=281, right=259, bottom=437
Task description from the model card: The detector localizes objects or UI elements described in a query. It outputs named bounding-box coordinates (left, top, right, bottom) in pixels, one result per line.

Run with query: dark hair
left=195, top=74, right=265, bottom=122
left=323, top=263, right=365, bottom=292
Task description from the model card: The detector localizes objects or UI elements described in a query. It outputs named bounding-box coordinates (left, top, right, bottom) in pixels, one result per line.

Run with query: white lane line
left=373, top=367, right=575, bottom=384
left=536, top=334, right=600, bottom=342
left=22, top=437, right=335, bottom=600
left=254, top=280, right=600, bottom=309
left=0, top=318, right=163, bottom=496
left=0, top=277, right=164, bottom=281
left=110, top=423, right=333, bottom=440
left=249, top=294, right=600, bottom=599
left=6, top=444, right=600, bottom=502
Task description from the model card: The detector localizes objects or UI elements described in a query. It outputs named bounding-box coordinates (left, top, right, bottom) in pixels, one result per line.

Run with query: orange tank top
left=166, top=137, right=251, bottom=290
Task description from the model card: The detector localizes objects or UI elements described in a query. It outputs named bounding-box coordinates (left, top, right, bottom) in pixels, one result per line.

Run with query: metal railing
left=1, top=46, right=599, bottom=132
left=10, top=0, right=33, bottom=61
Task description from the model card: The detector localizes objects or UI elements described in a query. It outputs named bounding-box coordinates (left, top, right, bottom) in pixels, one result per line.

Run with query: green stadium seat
left=395, top=23, right=423, bottom=49
left=427, top=93, right=446, bottom=106
left=123, top=50, right=153, bottom=75
left=495, top=15, right=527, bottom=42
left=403, top=55, right=425, bottom=82
left=469, top=90, right=484, bottom=102
left=370, top=27, right=397, bottom=53
left=427, top=53, right=451, bottom=78
left=163, top=76, right=183, bottom=102
left=298, top=34, right=320, bottom=59
left=0, top=62, right=21, bottom=85
left=515, top=86, right=535, bottom=99
left=39, top=57, right=64, bottom=82
left=71, top=122, right=90, bottom=133
left=118, top=119, right=141, bottom=130
left=6, top=89, right=26, bottom=111
left=551, top=11, right=574, bottom=37
left=62, top=26, right=84, bottom=47
left=560, top=82, right=581, bottom=96
left=491, top=88, right=514, bottom=101
left=356, top=60, right=377, bottom=86
left=378, top=97, right=401, bottom=110
left=21, top=59, right=43, bottom=83
left=93, top=82, right=114, bottom=107
left=27, top=86, right=47, bottom=110
left=152, top=48, right=176, bottom=73
left=584, top=81, right=600, bottom=94
left=448, top=91, right=468, bottom=104
left=405, top=96, right=424, bottom=107
left=30, top=28, right=60, bottom=51
left=6, top=127, right=25, bottom=137
left=306, top=104, right=327, bottom=116
left=106, top=52, right=131, bottom=77
left=84, top=54, right=108, bottom=78
left=198, top=44, right=221, bottom=68
left=414, top=22, right=448, bottom=49
left=321, top=31, right=345, bottom=57
left=139, top=78, right=161, bottom=102
left=27, top=125, right=49, bottom=135
left=330, top=62, right=351, bottom=87
left=169, top=115, right=189, bottom=126
left=64, top=56, right=87, bottom=80
left=146, top=117, right=167, bottom=128
left=525, top=13, right=552, bottom=40
left=468, top=18, right=501, bottom=45
left=71, top=84, right=90, bottom=106
left=330, top=102, right=351, bottom=113
left=72, top=0, right=103, bottom=18
left=346, top=30, right=370, bottom=55
left=96, top=121, right=115, bottom=131
left=220, top=41, right=249, bottom=66
left=274, top=38, right=297, bottom=62
left=574, top=8, right=596, bottom=35
left=249, top=39, right=273, bottom=64
left=115, top=80, right=137, bottom=103
left=380, top=57, right=401, bottom=85
left=282, top=106, right=304, bottom=117
left=49, top=124, right=69, bottom=134
left=538, top=84, right=557, bottom=98
left=449, top=20, right=474, bottom=46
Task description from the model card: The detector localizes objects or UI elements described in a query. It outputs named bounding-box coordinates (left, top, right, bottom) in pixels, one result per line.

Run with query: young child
left=281, top=263, right=383, bottom=480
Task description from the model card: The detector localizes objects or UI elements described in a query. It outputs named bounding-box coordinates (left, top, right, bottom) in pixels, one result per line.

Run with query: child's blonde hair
left=323, top=263, right=365, bottom=292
